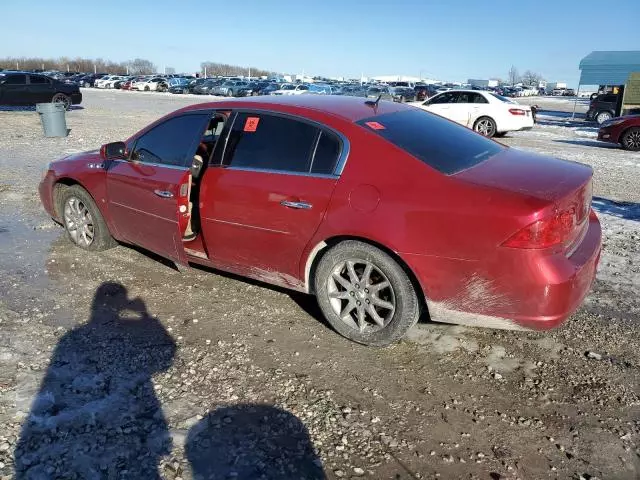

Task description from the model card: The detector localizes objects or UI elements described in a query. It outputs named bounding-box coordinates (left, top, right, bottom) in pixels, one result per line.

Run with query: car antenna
left=365, top=95, right=382, bottom=108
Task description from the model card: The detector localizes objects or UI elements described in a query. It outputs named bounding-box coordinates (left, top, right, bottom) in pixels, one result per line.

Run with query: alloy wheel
left=475, top=118, right=496, bottom=137
left=327, top=259, right=396, bottom=333
left=52, top=94, right=71, bottom=110
left=63, top=196, right=95, bottom=248
left=623, top=130, right=640, bottom=150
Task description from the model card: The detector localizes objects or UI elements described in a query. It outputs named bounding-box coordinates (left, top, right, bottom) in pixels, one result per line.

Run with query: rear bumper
left=405, top=213, right=602, bottom=330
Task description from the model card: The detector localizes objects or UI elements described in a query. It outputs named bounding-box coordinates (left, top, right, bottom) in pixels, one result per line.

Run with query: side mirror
left=100, top=141, right=127, bottom=160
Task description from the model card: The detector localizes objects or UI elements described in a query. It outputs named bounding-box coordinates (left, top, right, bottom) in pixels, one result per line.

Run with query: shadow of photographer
left=14, top=282, right=176, bottom=478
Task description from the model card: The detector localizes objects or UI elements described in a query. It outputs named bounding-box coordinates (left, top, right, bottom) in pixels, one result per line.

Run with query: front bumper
left=39, top=172, right=57, bottom=221
left=405, top=213, right=602, bottom=330
left=597, top=126, right=618, bottom=143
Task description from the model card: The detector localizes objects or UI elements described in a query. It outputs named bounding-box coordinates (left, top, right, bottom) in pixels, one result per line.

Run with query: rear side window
left=29, top=75, right=50, bottom=85
left=311, top=131, right=341, bottom=174
left=357, top=109, right=503, bottom=175
left=225, top=113, right=318, bottom=173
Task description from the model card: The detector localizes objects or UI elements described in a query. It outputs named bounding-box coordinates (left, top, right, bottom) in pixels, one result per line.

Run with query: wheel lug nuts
left=356, top=301, right=361, bottom=306
left=364, top=288, right=369, bottom=294
left=355, top=284, right=360, bottom=289
left=349, top=291, right=355, bottom=296
left=365, top=299, right=370, bottom=304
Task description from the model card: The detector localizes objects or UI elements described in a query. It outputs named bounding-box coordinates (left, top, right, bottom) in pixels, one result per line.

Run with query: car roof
left=176, top=95, right=410, bottom=122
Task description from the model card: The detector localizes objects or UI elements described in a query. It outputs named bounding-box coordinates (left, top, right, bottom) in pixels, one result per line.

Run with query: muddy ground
left=0, top=90, right=639, bottom=479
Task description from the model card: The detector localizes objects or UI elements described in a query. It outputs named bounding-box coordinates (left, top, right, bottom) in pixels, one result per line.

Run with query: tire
left=84, top=82, right=90, bottom=88
left=51, top=93, right=71, bottom=111
left=473, top=116, right=497, bottom=137
left=595, top=111, right=613, bottom=125
left=58, top=185, right=117, bottom=252
left=314, top=241, right=420, bottom=346
left=144, top=86, right=150, bottom=91
left=621, top=127, right=640, bottom=151
left=226, top=89, right=233, bottom=97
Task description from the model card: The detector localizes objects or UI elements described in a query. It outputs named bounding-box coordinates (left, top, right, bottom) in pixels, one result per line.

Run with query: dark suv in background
left=0, top=72, right=82, bottom=110
left=586, top=93, right=619, bottom=125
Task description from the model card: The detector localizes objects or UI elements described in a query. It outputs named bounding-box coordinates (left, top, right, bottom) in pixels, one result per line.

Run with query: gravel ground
left=0, top=90, right=639, bottom=479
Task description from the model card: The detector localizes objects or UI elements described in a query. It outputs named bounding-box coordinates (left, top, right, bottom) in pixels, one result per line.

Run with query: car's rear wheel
left=226, top=90, right=233, bottom=97
left=52, top=93, right=71, bottom=110
left=314, top=241, right=420, bottom=346
left=144, top=86, right=150, bottom=91
left=595, top=111, right=613, bottom=125
left=473, top=116, right=497, bottom=137
left=621, top=127, right=640, bottom=151
left=84, top=81, right=90, bottom=88
left=59, top=185, right=117, bottom=251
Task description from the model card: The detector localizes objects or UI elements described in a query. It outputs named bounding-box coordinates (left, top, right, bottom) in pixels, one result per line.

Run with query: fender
left=51, top=152, right=122, bottom=241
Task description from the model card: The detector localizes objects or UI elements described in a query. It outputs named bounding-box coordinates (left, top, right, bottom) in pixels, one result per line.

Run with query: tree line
left=199, top=62, right=275, bottom=78
left=0, top=56, right=279, bottom=78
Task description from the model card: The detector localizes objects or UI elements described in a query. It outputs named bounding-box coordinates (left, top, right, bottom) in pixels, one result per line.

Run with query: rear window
left=356, top=109, right=503, bottom=175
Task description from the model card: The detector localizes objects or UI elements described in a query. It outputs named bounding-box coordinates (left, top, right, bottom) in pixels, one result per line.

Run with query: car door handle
left=154, top=190, right=173, bottom=198
left=280, top=200, right=312, bottom=209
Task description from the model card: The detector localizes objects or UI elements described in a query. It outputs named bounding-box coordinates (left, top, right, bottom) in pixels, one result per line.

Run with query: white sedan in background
left=270, top=84, right=310, bottom=95
left=136, top=77, right=168, bottom=92
left=409, top=90, right=534, bottom=137
left=94, top=75, right=117, bottom=88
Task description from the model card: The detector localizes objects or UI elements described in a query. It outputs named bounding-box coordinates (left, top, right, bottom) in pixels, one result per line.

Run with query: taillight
left=508, top=108, right=526, bottom=116
left=503, top=208, right=577, bottom=249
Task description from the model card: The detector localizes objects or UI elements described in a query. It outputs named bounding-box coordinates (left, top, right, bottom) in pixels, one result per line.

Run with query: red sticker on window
left=244, top=117, right=260, bottom=132
left=365, top=121, right=385, bottom=130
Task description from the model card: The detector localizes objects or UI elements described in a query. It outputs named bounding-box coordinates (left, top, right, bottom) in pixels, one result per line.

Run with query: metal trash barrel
left=36, top=102, right=68, bottom=137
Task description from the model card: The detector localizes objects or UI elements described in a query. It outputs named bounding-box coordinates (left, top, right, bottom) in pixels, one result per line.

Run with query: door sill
left=184, top=247, right=208, bottom=259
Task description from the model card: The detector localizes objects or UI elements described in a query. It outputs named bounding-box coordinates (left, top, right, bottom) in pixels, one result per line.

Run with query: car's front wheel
left=621, top=127, right=640, bottom=151
left=51, top=93, right=71, bottom=110
left=473, top=116, right=497, bottom=137
left=596, top=111, right=613, bottom=125
left=314, top=241, right=421, bottom=346
left=58, top=185, right=117, bottom=251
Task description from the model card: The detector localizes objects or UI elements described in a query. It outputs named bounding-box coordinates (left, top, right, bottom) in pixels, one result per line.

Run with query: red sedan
left=597, top=115, right=640, bottom=151
left=39, top=96, right=601, bottom=346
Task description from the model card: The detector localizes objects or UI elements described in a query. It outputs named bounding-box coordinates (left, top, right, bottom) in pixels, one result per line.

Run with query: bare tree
left=508, top=65, right=519, bottom=86
left=127, top=58, right=156, bottom=75
left=521, top=70, right=543, bottom=87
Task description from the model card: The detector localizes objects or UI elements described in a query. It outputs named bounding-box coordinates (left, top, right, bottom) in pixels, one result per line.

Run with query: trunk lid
left=456, top=148, right=592, bottom=205
left=456, top=148, right=594, bottom=251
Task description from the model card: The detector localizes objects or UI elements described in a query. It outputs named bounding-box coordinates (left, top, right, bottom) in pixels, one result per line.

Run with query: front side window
left=224, top=113, right=319, bottom=173
left=357, top=109, right=503, bottom=175
left=3, top=74, right=27, bottom=85
left=131, top=114, right=209, bottom=167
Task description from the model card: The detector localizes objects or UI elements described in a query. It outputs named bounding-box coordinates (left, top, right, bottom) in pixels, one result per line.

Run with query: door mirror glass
left=100, top=141, right=127, bottom=160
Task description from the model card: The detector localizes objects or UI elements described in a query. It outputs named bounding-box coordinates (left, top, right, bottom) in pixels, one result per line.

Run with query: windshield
left=356, top=109, right=503, bottom=175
